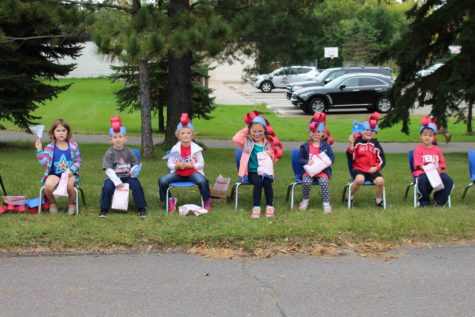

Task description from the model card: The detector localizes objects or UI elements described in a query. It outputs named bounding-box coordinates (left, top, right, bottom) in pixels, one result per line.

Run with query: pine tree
left=0, top=0, right=85, bottom=130
left=379, top=0, right=475, bottom=134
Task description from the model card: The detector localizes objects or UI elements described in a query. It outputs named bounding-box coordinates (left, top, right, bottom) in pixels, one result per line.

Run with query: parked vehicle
left=291, top=73, right=394, bottom=114
left=251, top=66, right=319, bottom=93
left=286, top=66, right=392, bottom=99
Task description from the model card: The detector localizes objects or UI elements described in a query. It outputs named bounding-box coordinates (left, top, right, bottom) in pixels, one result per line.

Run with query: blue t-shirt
left=248, top=143, right=263, bottom=172
left=50, top=145, right=72, bottom=175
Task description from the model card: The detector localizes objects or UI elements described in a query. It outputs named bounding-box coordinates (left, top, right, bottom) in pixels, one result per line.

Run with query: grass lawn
left=0, top=141, right=474, bottom=253
left=1, top=78, right=474, bottom=143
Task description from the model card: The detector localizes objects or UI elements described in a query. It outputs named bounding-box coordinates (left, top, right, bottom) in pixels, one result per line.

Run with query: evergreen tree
left=0, top=0, right=85, bottom=130
left=379, top=0, right=475, bottom=134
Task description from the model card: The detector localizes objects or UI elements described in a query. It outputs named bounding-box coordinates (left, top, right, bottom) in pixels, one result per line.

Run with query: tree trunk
left=138, top=59, right=154, bottom=157
left=467, top=98, right=473, bottom=134
left=158, top=102, right=165, bottom=133
left=164, top=0, right=192, bottom=146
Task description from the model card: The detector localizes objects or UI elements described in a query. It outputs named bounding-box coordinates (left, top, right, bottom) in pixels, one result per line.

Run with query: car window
left=275, top=68, right=296, bottom=76
left=360, top=77, right=388, bottom=86
left=326, top=70, right=345, bottom=81
left=297, top=67, right=311, bottom=74
left=342, top=77, right=359, bottom=87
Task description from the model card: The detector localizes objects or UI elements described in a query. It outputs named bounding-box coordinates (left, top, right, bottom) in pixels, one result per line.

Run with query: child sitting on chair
left=346, top=113, right=386, bottom=207
left=158, top=114, right=211, bottom=213
left=413, top=117, right=454, bottom=207
left=100, top=117, right=147, bottom=218
left=36, top=119, right=81, bottom=215
left=232, top=111, right=283, bottom=218
left=298, top=113, right=335, bottom=213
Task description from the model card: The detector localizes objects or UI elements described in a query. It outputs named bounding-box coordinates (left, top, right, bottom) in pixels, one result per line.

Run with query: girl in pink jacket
left=232, top=116, right=278, bottom=218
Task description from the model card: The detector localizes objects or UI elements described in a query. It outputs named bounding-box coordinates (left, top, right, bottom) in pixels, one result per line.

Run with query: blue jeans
left=100, top=177, right=147, bottom=210
left=158, top=172, right=211, bottom=202
left=248, top=172, right=274, bottom=207
left=417, top=172, right=453, bottom=206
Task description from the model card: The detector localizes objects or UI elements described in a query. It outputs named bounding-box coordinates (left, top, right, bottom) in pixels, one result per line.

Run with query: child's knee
left=374, top=177, right=384, bottom=186
left=354, top=175, right=365, bottom=185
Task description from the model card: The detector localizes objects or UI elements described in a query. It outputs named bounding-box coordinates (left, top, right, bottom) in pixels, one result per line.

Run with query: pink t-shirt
left=303, top=143, right=328, bottom=179
left=412, top=144, right=447, bottom=177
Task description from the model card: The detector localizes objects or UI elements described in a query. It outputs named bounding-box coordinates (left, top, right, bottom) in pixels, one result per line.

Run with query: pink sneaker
left=265, top=206, right=275, bottom=218
left=251, top=207, right=261, bottom=219
left=204, top=200, right=211, bottom=211
left=168, top=197, right=177, bottom=213
left=298, top=199, right=309, bottom=211
left=323, top=203, right=333, bottom=214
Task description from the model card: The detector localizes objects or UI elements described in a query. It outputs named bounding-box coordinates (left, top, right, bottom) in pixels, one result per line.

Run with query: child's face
left=178, top=127, right=194, bottom=143
left=53, top=124, right=69, bottom=141
left=420, top=129, right=435, bottom=146
left=249, top=123, right=265, bottom=142
left=363, top=129, right=376, bottom=141
left=110, top=133, right=127, bottom=149
left=309, top=130, right=324, bottom=141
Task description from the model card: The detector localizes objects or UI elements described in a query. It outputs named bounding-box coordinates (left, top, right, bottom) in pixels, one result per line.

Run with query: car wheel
left=376, top=97, right=392, bottom=113
left=260, top=81, right=273, bottom=93
left=308, top=97, right=326, bottom=114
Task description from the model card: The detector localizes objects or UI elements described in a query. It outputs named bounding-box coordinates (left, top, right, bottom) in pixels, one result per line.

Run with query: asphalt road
left=1, top=245, right=475, bottom=317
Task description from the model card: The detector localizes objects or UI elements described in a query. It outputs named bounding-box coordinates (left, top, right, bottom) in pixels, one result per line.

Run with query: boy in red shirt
left=346, top=120, right=386, bottom=207
left=158, top=116, right=211, bottom=212
left=413, top=120, right=453, bottom=207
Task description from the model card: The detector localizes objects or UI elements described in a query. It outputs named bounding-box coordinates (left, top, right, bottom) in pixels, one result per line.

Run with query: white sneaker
left=298, top=199, right=309, bottom=211
left=67, top=206, right=76, bottom=215
left=323, top=203, right=332, bottom=214
left=251, top=207, right=261, bottom=219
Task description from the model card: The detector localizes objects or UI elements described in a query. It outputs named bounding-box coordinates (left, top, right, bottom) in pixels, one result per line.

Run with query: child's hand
left=368, top=166, right=378, bottom=173
left=35, top=139, right=42, bottom=151
left=68, top=170, right=73, bottom=176
left=265, top=150, right=273, bottom=156
left=308, top=160, right=314, bottom=166
left=348, top=134, right=355, bottom=145
left=176, top=162, right=185, bottom=170
left=116, top=183, right=124, bottom=189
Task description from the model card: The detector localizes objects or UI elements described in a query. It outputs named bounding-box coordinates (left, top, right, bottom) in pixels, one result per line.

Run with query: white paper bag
left=111, top=183, right=130, bottom=210
left=257, top=152, right=274, bottom=177
left=303, top=151, right=332, bottom=177
left=422, top=163, right=445, bottom=192
left=178, top=204, right=208, bottom=216
left=213, top=174, right=231, bottom=192
left=53, top=172, right=69, bottom=197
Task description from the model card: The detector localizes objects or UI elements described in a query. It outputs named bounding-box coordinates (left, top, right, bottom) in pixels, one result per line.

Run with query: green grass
left=1, top=78, right=474, bottom=143
left=0, top=141, right=474, bottom=252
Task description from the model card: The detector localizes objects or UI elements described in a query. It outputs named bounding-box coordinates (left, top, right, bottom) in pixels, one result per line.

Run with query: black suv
left=286, top=66, right=392, bottom=99
left=291, top=73, right=394, bottom=114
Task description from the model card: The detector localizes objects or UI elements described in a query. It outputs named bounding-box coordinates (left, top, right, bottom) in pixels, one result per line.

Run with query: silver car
left=251, top=66, right=319, bottom=93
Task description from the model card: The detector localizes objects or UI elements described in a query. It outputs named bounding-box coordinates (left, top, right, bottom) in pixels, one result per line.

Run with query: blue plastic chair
left=461, top=150, right=475, bottom=200
left=286, top=149, right=322, bottom=209
left=341, top=154, right=386, bottom=209
left=163, top=150, right=203, bottom=214
left=229, top=149, right=252, bottom=210
left=404, top=150, right=453, bottom=208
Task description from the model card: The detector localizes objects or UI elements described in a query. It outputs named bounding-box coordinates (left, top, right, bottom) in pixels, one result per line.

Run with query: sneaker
left=323, top=203, right=332, bottom=214
left=204, top=200, right=212, bottom=212
left=168, top=197, right=177, bottom=213
left=265, top=206, right=275, bottom=218
left=99, top=209, right=108, bottom=218
left=138, top=208, right=147, bottom=218
left=375, top=200, right=384, bottom=208
left=67, top=205, right=76, bottom=216
left=298, top=199, right=309, bottom=211
left=49, top=204, right=58, bottom=214
left=251, top=207, right=261, bottom=219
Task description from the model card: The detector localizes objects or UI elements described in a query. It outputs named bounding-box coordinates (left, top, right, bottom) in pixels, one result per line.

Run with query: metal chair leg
left=341, top=184, right=349, bottom=203
left=461, top=182, right=473, bottom=200
left=78, top=186, right=86, bottom=206
left=285, top=184, right=293, bottom=202
left=0, top=175, right=7, bottom=195
left=234, top=183, right=241, bottom=210
left=383, top=187, right=387, bottom=210
left=404, top=182, right=414, bottom=200
left=347, top=182, right=353, bottom=209
left=290, top=183, right=298, bottom=210
left=74, top=187, right=79, bottom=215
left=38, top=186, right=45, bottom=214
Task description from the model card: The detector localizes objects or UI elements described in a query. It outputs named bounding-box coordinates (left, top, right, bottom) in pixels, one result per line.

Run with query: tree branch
left=4, top=34, right=77, bottom=42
